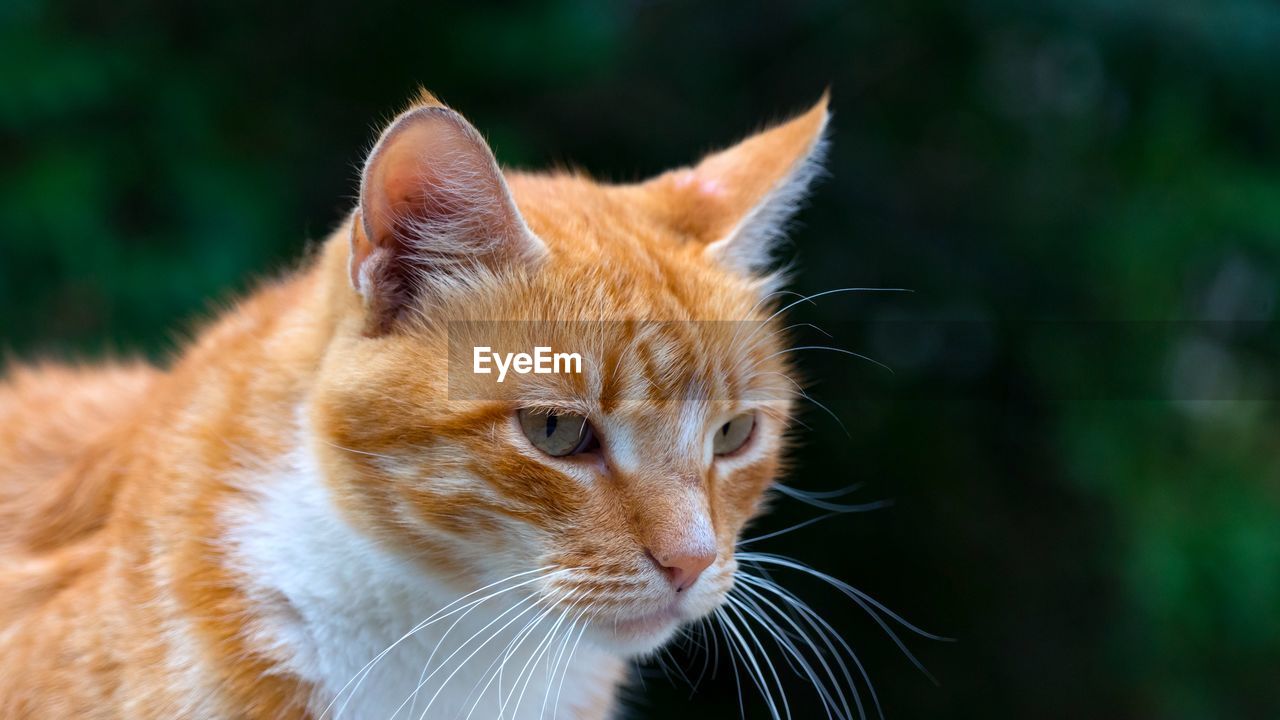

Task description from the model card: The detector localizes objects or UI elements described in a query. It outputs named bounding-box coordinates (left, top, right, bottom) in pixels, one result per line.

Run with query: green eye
left=713, top=412, right=756, bottom=455
left=517, top=409, right=596, bottom=457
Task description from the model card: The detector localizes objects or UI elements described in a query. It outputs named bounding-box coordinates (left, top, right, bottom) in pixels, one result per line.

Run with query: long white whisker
left=460, top=593, right=565, bottom=720
left=754, top=371, right=844, bottom=436
left=401, top=569, right=582, bottom=719
left=739, top=553, right=950, bottom=641
left=776, top=482, right=868, bottom=500
left=763, top=287, right=912, bottom=328
left=320, top=565, right=563, bottom=719
left=540, top=602, right=590, bottom=720
left=738, top=572, right=881, bottom=719
left=394, top=590, right=549, bottom=720
left=714, top=609, right=748, bottom=719
left=485, top=586, right=579, bottom=720
left=739, top=512, right=843, bottom=547
left=734, top=582, right=858, bottom=720
left=762, top=345, right=894, bottom=374
left=724, top=596, right=793, bottom=719
left=552, top=613, right=591, bottom=720
left=735, top=287, right=912, bottom=360
left=505, top=591, right=583, bottom=718
left=772, top=484, right=895, bottom=514
left=492, top=597, right=567, bottom=719
left=401, top=584, right=523, bottom=720
left=683, top=618, right=712, bottom=696
left=716, top=606, right=783, bottom=720
left=726, top=290, right=811, bottom=352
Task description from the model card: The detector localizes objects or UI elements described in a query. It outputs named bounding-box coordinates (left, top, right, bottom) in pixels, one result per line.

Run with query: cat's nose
left=647, top=547, right=716, bottom=593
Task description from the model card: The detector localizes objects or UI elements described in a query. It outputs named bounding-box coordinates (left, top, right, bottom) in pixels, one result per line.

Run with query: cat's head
left=312, top=91, right=828, bottom=656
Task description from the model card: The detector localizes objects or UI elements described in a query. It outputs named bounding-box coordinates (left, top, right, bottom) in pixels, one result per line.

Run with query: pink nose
left=648, top=548, right=716, bottom=593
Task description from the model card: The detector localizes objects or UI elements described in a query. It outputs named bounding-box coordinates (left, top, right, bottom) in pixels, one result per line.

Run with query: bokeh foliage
left=2, top=1, right=1279, bottom=718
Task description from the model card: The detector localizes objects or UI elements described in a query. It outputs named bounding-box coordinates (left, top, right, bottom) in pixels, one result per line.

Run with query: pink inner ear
left=673, top=170, right=727, bottom=199
left=363, top=117, right=498, bottom=249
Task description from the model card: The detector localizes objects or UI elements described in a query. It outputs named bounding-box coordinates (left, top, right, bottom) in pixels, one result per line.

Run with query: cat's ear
left=647, top=93, right=830, bottom=276
left=350, top=93, right=545, bottom=333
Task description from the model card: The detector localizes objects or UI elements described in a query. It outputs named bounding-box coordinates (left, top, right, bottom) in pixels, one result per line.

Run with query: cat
left=0, top=89, right=833, bottom=719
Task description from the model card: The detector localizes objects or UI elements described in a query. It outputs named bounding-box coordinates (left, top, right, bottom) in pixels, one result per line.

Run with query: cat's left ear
left=645, top=93, right=830, bottom=276
left=350, top=93, right=546, bottom=333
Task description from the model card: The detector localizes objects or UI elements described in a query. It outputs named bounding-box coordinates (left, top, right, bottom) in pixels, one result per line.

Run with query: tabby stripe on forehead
left=723, top=359, right=741, bottom=404
left=639, top=341, right=667, bottom=405
left=597, top=320, right=636, bottom=415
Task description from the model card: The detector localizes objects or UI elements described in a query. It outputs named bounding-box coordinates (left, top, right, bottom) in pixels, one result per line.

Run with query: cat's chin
left=583, top=604, right=695, bottom=657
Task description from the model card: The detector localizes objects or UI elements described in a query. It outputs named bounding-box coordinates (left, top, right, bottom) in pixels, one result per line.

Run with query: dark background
left=3, top=1, right=1279, bottom=718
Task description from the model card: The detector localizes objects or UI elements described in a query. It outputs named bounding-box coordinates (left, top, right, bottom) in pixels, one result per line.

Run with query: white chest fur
left=223, top=434, right=618, bottom=720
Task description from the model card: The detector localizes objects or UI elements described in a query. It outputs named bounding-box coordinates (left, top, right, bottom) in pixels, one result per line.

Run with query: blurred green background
left=2, top=1, right=1279, bottom=718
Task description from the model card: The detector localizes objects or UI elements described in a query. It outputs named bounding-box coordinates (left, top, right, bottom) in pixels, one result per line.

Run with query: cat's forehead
left=506, top=173, right=686, bottom=256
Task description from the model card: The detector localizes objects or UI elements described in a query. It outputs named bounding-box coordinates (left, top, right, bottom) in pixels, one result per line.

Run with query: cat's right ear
left=349, top=95, right=546, bottom=334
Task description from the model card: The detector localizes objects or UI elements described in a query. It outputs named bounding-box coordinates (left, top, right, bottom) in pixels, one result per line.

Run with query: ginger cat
left=0, top=91, right=832, bottom=719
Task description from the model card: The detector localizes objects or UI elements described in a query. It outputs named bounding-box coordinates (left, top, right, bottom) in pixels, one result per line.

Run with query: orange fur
left=0, top=92, right=829, bottom=718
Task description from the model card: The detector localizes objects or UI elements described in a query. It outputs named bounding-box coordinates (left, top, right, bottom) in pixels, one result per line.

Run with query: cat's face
left=312, top=93, right=827, bottom=656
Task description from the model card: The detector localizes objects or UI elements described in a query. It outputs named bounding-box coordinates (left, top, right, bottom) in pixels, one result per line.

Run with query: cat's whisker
left=552, top=612, right=591, bottom=720
left=736, top=572, right=878, bottom=720
left=723, top=595, right=793, bottom=719
left=751, top=370, right=834, bottom=435
left=726, top=592, right=839, bottom=720
left=716, top=289, right=811, bottom=361
left=739, top=483, right=894, bottom=548
left=504, top=591, right=585, bottom=718
left=404, top=591, right=556, bottom=720
left=539, top=605, right=587, bottom=720
left=704, top=616, right=723, bottom=686
left=685, top=618, right=713, bottom=697
left=739, top=552, right=951, bottom=645
left=779, top=321, right=834, bottom=340
left=762, top=345, right=895, bottom=374
left=732, top=583, right=858, bottom=720
left=480, top=588, right=574, bottom=720
left=401, top=580, right=574, bottom=720
left=716, top=605, right=779, bottom=720
left=402, top=572, right=583, bottom=718
left=459, top=596, right=561, bottom=720
left=653, top=644, right=690, bottom=692
left=744, top=320, right=839, bottom=368
left=715, top=610, right=748, bottom=720
left=739, top=511, right=842, bottom=547
left=732, top=286, right=912, bottom=357
left=392, top=594, right=545, bottom=720
left=772, top=484, right=895, bottom=514
left=403, top=582, right=525, bottom=719
left=780, top=481, right=867, bottom=500
left=672, top=643, right=700, bottom=691
left=498, top=594, right=574, bottom=712
left=321, top=565, right=567, bottom=719
left=760, top=287, right=913, bottom=330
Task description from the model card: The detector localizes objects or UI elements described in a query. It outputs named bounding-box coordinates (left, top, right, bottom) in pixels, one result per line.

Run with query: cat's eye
left=713, top=412, right=756, bottom=456
left=517, top=409, right=597, bottom=457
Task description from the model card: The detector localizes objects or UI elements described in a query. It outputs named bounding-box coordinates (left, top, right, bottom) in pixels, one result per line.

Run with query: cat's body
left=0, top=93, right=829, bottom=718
